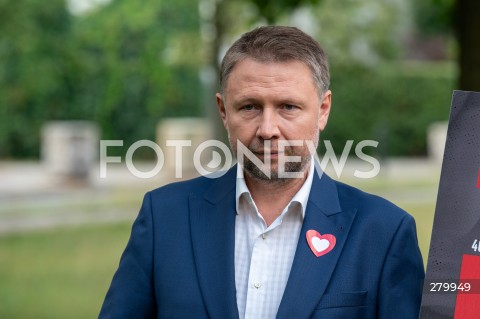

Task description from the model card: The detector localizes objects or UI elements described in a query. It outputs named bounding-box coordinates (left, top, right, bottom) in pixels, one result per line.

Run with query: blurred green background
left=0, top=0, right=468, bottom=159
left=1, top=0, right=479, bottom=317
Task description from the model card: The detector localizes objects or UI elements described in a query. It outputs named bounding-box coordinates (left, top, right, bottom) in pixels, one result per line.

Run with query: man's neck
left=244, top=167, right=310, bottom=227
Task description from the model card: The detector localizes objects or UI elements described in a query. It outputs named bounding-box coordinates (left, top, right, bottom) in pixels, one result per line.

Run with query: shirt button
left=262, top=233, right=266, bottom=240
left=253, top=281, right=261, bottom=289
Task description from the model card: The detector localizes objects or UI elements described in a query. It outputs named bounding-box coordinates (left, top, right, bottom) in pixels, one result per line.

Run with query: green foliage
left=310, top=0, right=408, bottom=66
left=323, top=62, right=455, bottom=156
left=0, top=0, right=456, bottom=158
left=0, top=0, right=74, bottom=158
left=414, top=0, right=455, bottom=35
left=247, top=0, right=321, bottom=23
left=0, top=0, right=202, bottom=158
left=72, top=0, right=203, bottom=157
left=307, top=0, right=454, bottom=156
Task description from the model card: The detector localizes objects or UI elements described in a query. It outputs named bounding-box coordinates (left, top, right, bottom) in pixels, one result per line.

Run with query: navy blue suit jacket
left=99, top=165, right=424, bottom=318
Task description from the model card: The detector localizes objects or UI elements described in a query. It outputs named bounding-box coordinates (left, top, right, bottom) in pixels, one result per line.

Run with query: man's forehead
left=227, top=58, right=311, bottom=81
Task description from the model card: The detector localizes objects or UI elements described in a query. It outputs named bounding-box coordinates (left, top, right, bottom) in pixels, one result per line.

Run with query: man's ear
left=318, top=90, right=332, bottom=131
left=216, top=93, right=228, bottom=129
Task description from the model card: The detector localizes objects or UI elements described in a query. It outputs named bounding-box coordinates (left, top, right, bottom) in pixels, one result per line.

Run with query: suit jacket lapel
left=277, top=170, right=357, bottom=319
left=189, top=167, right=239, bottom=319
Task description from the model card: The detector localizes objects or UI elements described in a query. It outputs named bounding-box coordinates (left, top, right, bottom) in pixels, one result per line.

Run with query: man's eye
left=283, top=104, right=297, bottom=111
left=243, top=104, right=255, bottom=111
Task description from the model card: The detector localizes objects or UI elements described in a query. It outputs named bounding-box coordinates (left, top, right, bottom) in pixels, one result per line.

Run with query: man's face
left=216, top=58, right=331, bottom=182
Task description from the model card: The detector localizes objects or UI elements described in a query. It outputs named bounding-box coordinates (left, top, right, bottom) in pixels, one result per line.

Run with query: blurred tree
left=414, top=0, right=480, bottom=91
left=246, top=0, right=321, bottom=24
left=455, top=0, right=480, bottom=91
left=309, top=0, right=408, bottom=67
left=415, top=0, right=454, bottom=35
left=307, top=0, right=454, bottom=156
left=0, top=0, right=74, bottom=157
left=0, top=0, right=466, bottom=159
left=0, top=0, right=203, bottom=158
left=73, top=0, right=203, bottom=156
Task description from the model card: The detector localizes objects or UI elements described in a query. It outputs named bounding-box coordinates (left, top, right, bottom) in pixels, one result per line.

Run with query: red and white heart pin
left=306, top=230, right=336, bottom=257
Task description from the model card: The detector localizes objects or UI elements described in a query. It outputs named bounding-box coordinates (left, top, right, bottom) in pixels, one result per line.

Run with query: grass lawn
left=398, top=202, right=435, bottom=266
left=0, top=223, right=131, bottom=319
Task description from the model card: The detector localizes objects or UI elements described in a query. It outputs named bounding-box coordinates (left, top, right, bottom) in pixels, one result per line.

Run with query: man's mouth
left=251, top=150, right=281, bottom=158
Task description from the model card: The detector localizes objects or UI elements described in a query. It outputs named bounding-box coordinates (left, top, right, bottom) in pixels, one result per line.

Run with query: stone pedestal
left=427, top=122, right=448, bottom=163
left=156, top=118, right=213, bottom=178
left=42, top=121, right=100, bottom=178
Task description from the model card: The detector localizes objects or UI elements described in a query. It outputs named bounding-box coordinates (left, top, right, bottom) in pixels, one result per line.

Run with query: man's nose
left=256, top=109, right=280, bottom=140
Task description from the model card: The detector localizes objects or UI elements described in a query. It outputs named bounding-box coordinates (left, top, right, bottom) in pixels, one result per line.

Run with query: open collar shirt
left=234, top=159, right=315, bottom=319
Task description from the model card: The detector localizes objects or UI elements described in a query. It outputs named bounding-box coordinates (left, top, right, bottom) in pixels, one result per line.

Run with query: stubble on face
left=229, top=132, right=319, bottom=185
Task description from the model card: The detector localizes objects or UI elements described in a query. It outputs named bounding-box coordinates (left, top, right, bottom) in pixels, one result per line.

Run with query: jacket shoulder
left=334, top=179, right=413, bottom=225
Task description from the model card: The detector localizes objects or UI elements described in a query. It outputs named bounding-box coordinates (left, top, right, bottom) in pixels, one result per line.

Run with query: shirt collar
left=235, top=157, right=315, bottom=218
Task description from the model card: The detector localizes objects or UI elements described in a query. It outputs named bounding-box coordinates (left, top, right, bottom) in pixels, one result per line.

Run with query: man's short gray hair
left=219, top=26, right=330, bottom=97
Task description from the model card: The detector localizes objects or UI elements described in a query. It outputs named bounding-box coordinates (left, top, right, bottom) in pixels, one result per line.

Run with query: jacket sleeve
left=99, top=192, right=156, bottom=319
left=377, top=214, right=425, bottom=318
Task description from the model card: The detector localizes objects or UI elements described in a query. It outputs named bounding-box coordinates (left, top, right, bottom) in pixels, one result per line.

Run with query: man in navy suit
left=99, top=26, right=424, bottom=319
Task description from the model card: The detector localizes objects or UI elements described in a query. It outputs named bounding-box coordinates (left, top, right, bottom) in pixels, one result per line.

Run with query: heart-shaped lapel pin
left=306, top=230, right=336, bottom=257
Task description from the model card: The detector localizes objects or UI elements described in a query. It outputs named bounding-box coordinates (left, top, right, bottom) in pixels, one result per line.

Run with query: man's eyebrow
left=233, top=97, right=260, bottom=105
left=233, top=96, right=304, bottom=105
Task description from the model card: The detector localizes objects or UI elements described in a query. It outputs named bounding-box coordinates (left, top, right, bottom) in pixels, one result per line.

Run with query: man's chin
left=243, top=161, right=309, bottom=183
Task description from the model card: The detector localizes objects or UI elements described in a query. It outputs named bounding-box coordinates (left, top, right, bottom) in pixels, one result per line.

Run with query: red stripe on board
left=454, top=254, right=480, bottom=318
left=477, top=169, right=480, bottom=188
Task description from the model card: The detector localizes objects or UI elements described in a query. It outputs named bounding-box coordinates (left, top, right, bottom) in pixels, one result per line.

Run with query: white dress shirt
left=234, top=159, right=314, bottom=319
